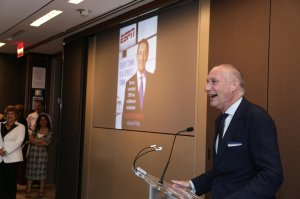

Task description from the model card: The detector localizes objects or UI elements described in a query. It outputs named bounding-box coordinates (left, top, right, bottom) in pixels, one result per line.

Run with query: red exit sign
left=17, top=42, right=24, bottom=58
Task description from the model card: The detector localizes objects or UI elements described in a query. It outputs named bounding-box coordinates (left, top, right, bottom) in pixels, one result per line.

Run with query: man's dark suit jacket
left=192, top=98, right=283, bottom=199
left=122, top=72, right=154, bottom=130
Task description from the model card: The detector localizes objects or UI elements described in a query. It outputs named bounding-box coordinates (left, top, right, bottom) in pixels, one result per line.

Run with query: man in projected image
left=122, top=39, right=153, bottom=129
left=171, top=64, right=283, bottom=199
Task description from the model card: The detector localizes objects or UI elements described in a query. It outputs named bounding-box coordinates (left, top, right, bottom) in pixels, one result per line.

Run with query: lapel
left=1, top=122, right=18, bottom=139
left=214, top=98, right=249, bottom=164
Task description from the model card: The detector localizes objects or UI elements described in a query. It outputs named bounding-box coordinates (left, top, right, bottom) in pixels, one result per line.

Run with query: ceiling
left=0, top=0, right=154, bottom=55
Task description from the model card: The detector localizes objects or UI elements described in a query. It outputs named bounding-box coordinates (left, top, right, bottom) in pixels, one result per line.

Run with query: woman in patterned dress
left=26, top=113, right=52, bottom=198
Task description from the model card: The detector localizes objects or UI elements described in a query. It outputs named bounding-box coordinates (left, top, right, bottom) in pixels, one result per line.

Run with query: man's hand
left=171, top=180, right=192, bottom=190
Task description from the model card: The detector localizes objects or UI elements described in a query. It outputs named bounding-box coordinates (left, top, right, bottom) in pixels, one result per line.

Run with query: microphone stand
left=158, top=127, right=193, bottom=186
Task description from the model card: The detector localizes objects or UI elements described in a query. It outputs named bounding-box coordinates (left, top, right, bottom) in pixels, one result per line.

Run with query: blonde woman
left=0, top=105, right=25, bottom=199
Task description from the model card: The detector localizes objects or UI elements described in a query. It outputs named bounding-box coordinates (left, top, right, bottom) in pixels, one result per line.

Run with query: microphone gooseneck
left=133, top=145, right=162, bottom=172
left=158, top=127, right=193, bottom=186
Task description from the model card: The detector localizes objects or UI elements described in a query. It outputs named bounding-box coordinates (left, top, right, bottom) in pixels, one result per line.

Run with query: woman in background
left=26, top=113, right=52, bottom=198
left=0, top=105, right=26, bottom=199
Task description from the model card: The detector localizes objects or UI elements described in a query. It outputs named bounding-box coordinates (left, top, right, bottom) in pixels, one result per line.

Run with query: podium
left=133, top=167, right=202, bottom=199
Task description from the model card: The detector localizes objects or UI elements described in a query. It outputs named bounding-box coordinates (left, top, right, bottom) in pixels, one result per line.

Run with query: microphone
left=158, top=127, right=194, bottom=186
left=132, top=144, right=163, bottom=175
left=186, top=127, right=194, bottom=132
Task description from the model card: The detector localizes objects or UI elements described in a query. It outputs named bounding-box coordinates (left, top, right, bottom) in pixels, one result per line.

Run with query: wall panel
left=269, top=0, right=300, bottom=197
left=56, top=38, right=87, bottom=199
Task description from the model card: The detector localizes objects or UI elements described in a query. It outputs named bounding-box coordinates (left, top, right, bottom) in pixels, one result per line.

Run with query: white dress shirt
left=215, top=97, right=243, bottom=152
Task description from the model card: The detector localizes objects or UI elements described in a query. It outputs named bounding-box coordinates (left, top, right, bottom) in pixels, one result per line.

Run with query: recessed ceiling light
left=0, top=42, right=6, bottom=47
left=30, top=10, right=63, bottom=27
left=68, top=0, right=84, bottom=4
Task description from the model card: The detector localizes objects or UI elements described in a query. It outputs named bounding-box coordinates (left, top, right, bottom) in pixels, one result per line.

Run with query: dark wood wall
left=0, top=54, right=26, bottom=111
left=208, top=0, right=300, bottom=198
left=55, top=38, right=87, bottom=199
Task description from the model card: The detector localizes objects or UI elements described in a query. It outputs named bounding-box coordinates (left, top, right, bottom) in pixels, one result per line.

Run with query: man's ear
left=231, top=78, right=239, bottom=92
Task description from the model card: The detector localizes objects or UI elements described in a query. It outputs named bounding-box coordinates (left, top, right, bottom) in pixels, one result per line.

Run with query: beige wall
left=80, top=0, right=300, bottom=198
left=269, top=0, right=300, bottom=197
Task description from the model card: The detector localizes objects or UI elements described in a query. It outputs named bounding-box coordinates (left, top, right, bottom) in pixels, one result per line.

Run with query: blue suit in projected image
left=122, top=39, right=155, bottom=130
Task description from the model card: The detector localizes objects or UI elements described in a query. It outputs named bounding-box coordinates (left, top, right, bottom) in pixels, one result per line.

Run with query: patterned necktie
left=217, top=113, right=229, bottom=151
left=139, top=76, right=144, bottom=110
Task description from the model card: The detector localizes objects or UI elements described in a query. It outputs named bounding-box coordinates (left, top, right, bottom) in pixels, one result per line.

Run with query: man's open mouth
left=209, top=94, right=218, bottom=99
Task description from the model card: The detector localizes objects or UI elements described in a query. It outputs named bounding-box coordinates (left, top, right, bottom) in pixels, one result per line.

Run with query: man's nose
left=204, top=83, right=210, bottom=92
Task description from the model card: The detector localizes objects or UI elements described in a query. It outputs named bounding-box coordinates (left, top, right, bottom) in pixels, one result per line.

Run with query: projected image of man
left=122, top=39, right=153, bottom=129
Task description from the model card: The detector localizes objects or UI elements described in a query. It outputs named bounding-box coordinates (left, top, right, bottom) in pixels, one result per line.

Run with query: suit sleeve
left=191, top=170, right=213, bottom=196
left=227, top=110, right=283, bottom=199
